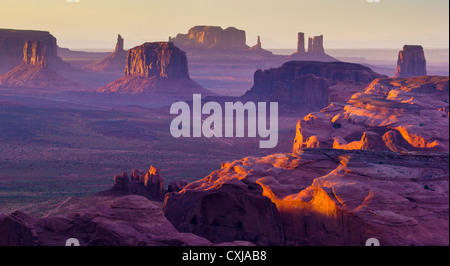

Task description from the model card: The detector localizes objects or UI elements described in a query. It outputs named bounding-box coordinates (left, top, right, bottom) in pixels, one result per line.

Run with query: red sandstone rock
left=0, top=29, right=58, bottom=71
left=395, top=45, right=427, bottom=78
left=169, top=26, right=249, bottom=51
left=84, top=34, right=127, bottom=73
left=99, top=42, right=212, bottom=96
left=293, top=76, right=449, bottom=153
left=0, top=41, right=80, bottom=89
left=0, top=195, right=254, bottom=246
left=243, top=61, right=386, bottom=108
left=163, top=149, right=449, bottom=246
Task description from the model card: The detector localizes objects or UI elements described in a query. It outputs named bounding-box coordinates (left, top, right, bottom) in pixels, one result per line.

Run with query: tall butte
left=394, top=45, right=427, bottom=78
left=0, top=41, right=79, bottom=89
left=99, top=42, right=212, bottom=96
left=85, top=34, right=127, bottom=73
left=290, top=32, right=336, bottom=62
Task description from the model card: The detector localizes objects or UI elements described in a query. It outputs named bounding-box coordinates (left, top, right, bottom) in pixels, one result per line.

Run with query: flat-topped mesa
left=99, top=42, right=211, bottom=95
left=243, top=61, right=386, bottom=108
left=169, top=26, right=249, bottom=50
left=308, top=35, right=325, bottom=55
left=23, top=41, right=47, bottom=67
left=395, top=45, right=427, bottom=78
left=124, top=42, right=189, bottom=79
left=290, top=33, right=335, bottom=61
left=0, top=29, right=59, bottom=72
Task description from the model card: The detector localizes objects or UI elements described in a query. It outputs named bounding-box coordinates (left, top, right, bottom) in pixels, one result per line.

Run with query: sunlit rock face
left=169, top=26, right=248, bottom=50
left=293, top=76, right=449, bottom=153
left=99, top=42, right=212, bottom=95
left=163, top=149, right=449, bottom=246
left=243, top=61, right=386, bottom=108
left=0, top=195, right=255, bottom=246
left=0, top=41, right=79, bottom=89
left=395, top=45, right=427, bottom=78
left=0, top=29, right=58, bottom=71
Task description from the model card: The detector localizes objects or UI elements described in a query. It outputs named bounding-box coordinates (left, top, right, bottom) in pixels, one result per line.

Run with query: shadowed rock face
left=290, top=33, right=337, bottom=62
left=243, top=61, right=386, bottom=108
left=0, top=41, right=79, bottom=89
left=84, top=34, right=127, bottom=73
left=308, top=35, right=325, bottom=55
left=395, top=45, right=427, bottom=78
left=293, top=76, right=449, bottom=153
left=0, top=29, right=58, bottom=72
left=23, top=41, right=47, bottom=66
left=163, top=149, right=449, bottom=246
left=0, top=195, right=254, bottom=246
left=169, top=26, right=248, bottom=50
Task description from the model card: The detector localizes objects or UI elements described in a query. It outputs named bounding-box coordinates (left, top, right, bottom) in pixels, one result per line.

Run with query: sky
left=0, top=0, right=448, bottom=50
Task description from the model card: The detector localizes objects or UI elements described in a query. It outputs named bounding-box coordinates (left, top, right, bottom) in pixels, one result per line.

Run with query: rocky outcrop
left=99, top=42, right=212, bottom=96
left=106, top=165, right=166, bottom=200
left=308, top=35, right=325, bottom=54
left=248, top=35, right=273, bottom=56
left=163, top=149, right=449, bottom=246
left=0, top=29, right=57, bottom=71
left=0, top=41, right=80, bottom=89
left=0, top=28, right=72, bottom=73
left=0, top=195, right=255, bottom=246
left=290, top=33, right=336, bottom=62
left=169, top=26, right=249, bottom=51
left=84, top=34, right=127, bottom=73
left=243, top=61, right=387, bottom=108
left=293, top=76, right=449, bottom=152
left=296, top=32, right=306, bottom=55
left=395, top=45, right=427, bottom=78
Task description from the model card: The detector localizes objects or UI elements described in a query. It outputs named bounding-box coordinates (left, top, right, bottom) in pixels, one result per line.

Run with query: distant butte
left=0, top=41, right=80, bottom=89
left=289, top=32, right=338, bottom=62
left=242, top=61, right=386, bottom=108
left=84, top=34, right=128, bottom=73
left=0, top=28, right=72, bottom=73
left=99, top=42, right=212, bottom=96
left=395, top=45, right=427, bottom=78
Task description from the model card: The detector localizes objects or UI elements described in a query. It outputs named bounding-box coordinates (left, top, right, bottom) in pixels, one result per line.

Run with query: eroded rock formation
left=290, top=33, right=336, bottom=61
left=293, top=76, right=449, bottom=152
left=99, top=42, right=211, bottom=96
left=0, top=29, right=58, bottom=72
left=0, top=195, right=255, bottom=246
left=395, top=45, right=427, bottom=78
left=308, top=35, right=325, bottom=54
left=84, top=34, right=127, bottom=73
left=163, top=149, right=449, bottom=246
left=243, top=61, right=386, bottom=108
left=0, top=41, right=80, bottom=89
left=107, top=165, right=166, bottom=200
left=169, top=26, right=249, bottom=50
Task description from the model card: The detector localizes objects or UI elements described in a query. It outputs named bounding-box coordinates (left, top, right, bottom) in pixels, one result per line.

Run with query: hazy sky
left=0, top=0, right=448, bottom=50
